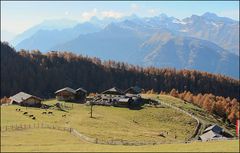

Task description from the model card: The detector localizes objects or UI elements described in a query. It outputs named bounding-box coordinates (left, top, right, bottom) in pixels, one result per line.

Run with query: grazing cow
left=18, top=109, right=21, bottom=111
left=133, top=120, right=138, bottom=124
left=158, top=132, right=165, bottom=138
left=62, top=114, right=66, bottom=117
left=29, top=115, right=34, bottom=117
left=23, top=112, right=28, bottom=115
left=48, top=112, right=53, bottom=114
left=16, top=109, right=18, bottom=111
left=32, top=117, right=36, bottom=120
left=42, top=112, right=47, bottom=114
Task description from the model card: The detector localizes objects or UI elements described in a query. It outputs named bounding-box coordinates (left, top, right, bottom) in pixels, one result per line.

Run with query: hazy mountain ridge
left=15, top=22, right=101, bottom=52
left=9, top=12, right=239, bottom=78
left=11, top=19, right=79, bottom=46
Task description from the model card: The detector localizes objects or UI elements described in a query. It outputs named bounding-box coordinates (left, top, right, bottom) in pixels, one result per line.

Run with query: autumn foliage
left=1, top=42, right=239, bottom=101
left=168, top=89, right=239, bottom=124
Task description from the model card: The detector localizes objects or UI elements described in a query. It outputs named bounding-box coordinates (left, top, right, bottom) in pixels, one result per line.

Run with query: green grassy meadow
left=1, top=95, right=239, bottom=152
left=1, top=99, right=196, bottom=143
left=1, top=129, right=239, bottom=152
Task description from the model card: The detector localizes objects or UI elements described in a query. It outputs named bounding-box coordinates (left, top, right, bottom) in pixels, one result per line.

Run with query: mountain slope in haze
left=53, top=23, right=239, bottom=79
left=15, top=13, right=239, bottom=55
left=11, top=19, right=79, bottom=46
left=118, top=12, right=239, bottom=55
left=181, top=12, right=239, bottom=55
left=140, top=33, right=239, bottom=78
left=52, top=23, right=147, bottom=62
left=15, top=22, right=101, bottom=52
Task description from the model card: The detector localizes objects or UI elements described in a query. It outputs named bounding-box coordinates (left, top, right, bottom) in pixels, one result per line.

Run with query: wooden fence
left=1, top=123, right=72, bottom=133
left=1, top=123, right=237, bottom=146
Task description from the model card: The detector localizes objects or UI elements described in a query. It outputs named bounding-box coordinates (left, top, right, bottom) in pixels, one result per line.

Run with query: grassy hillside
left=1, top=99, right=196, bottom=144
left=142, top=94, right=236, bottom=136
left=1, top=129, right=239, bottom=152
left=1, top=96, right=238, bottom=152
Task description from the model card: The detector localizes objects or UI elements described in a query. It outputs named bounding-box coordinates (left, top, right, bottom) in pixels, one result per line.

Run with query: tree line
left=1, top=42, right=239, bottom=101
left=166, top=89, right=239, bottom=125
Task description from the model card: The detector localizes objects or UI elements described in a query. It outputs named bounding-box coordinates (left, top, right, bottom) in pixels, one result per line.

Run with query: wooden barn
left=55, top=87, right=76, bottom=101
left=9, top=92, right=42, bottom=107
left=75, top=88, right=87, bottom=102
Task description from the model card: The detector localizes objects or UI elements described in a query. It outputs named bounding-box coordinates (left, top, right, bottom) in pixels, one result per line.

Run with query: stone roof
left=55, top=87, right=76, bottom=94
left=9, top=92, right=41, bottom=103
left=101, top=87, right=124, bottom=95
left=76, top=88, right=87, bottom=93
left=200, top=130, right=224, bottom=141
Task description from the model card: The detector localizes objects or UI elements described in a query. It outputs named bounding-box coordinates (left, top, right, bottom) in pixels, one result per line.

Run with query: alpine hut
left=55, top=87, right=76, bottom=101
left=9, top=92, right=42, bottom=107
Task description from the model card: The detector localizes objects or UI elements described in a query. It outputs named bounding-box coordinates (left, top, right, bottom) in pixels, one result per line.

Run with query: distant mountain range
left=9, top=12, right=239, bottom=79
left=11, top=19, right=79, bottom=46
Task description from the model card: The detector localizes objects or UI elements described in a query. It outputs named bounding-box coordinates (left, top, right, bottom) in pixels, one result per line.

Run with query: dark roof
left=124, top=86, right=142, bottom=94
left=10, top=92, right=41, bottom=103
left=55, top=87, right=76, bottom=94
left=76, top=88, right=87, bottom=93
left=204, top=125, right=223, bottom=134
left=101, top=87, right=124, bottom=95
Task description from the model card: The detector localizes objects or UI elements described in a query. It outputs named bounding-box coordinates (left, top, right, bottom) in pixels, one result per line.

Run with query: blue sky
left=1, top=1, right=239, bottom=34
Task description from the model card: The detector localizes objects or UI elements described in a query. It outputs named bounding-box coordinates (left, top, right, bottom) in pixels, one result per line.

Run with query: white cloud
left=131, top=4, right=140, bottom=11
left=100, top=10, right=123, bottom=19
left=219, top=9, right=239, bottom=20
left=80, top=9, right=123, bottom=21
left=148, top=9, right=159, bottom=15
left=65, top=11, right=69, bottom=16
left=81, top=8, right=98, bottom=21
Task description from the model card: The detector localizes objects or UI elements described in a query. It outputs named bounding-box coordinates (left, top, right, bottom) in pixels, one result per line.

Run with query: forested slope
left=1, top=42, right=239, bottom=100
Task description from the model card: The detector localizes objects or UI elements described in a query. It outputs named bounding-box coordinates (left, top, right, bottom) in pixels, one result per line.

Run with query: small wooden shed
left=55, top=87, right=76, bottom=101
left=75, top=88, right=87, bottom=101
